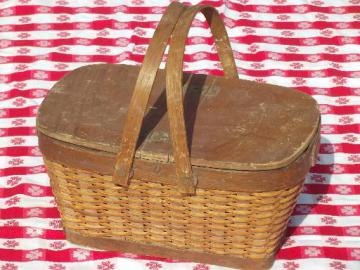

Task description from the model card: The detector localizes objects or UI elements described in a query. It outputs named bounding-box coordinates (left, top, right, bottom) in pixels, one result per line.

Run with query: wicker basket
left=37, top=3, right=320, bottom=270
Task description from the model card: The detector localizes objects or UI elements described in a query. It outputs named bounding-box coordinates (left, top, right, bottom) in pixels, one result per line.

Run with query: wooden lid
left=37, top=64, right=320, bottom=171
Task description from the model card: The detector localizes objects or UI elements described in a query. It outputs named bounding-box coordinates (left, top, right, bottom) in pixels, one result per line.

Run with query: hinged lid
left=37, top=63, right=320, bottom=171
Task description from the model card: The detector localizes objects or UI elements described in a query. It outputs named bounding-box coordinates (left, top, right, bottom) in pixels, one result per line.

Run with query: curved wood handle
left=113, top=3, right=238, bottom=195
left=165, top=5, right=238, bottom=194
left=112, top=2, right=187, bottom=185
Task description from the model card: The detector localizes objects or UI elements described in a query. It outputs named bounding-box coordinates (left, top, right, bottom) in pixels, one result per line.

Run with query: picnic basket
left=37, top=2, right=320, bottom=269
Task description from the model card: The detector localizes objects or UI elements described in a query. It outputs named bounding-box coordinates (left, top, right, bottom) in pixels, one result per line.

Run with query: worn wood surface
left=37, top=64, right=320, bottom=171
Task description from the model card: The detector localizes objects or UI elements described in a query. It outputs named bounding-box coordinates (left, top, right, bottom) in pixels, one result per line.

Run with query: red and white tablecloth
left=1, top=0, right=360, bottom=269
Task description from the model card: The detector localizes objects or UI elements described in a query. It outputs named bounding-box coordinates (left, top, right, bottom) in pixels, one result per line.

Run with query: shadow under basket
left=37, top=2, right=320, bottom=270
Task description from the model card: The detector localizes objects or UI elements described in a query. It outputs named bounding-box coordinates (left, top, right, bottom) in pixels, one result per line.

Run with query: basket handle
left=113, top=4, right=238, bottom=195
left=165, top=5, right=238, bottom=194
left=112, top=1, right=186, bottom=185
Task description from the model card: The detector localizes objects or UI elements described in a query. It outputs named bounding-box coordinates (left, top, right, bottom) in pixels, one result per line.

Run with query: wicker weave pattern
left=45, top=159, right=303, bottom=259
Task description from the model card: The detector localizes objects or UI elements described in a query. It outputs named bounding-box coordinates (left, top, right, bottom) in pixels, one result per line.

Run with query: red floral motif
left=343, top=134, right=358, bottom=143
left=263, top=37, right=279, bottom=43
left=26, top=227, right=44, bottom=237
left=254, top=78, right=266, bottom=83
left=1, top=263, right=18, bottom=270
left=49, top=219, right=63, bottom=229
left=336, top=185, right=352, bottom=194
left=37, top=40, right=52, bottom=47
left=290, top=62, right=303, bottom=69
left=0, top=57, right=8, bottom=64
left=355, top=175, right=360, bottom=183
left=256, top=6, right=270, bottom=13
left=335, top=97, right=349, bottom=105
left=332, top=77, right=347, bottom=85
left=5, top=196, right=20, bottom=206
left=57, top=46, right=69, bottom=52
left=0, top=7, right=14, bottom=16
left=134, top=46, right=147, bottom=54
left=277, top=14, right=290, bottom=21
left=319, top=104, right=331, bottom=114
left=304, top=247, right=322, bottom=257
left=48, top=264, right=65, bottom=270
left=329, top=261, right=346, bottom=270
left=98, top=260, right=115, bottom=270
left=281, top=30, right=294, bottom=37
left=321, top=216, right=337, bottom=225
left=27, top=208, right=44, bottom=217
left=17, top=47, right=30, bottom=54
left=268, top=52, right=282, bottom=60
left=97, top=30, right=109, bottom=37
left=37, top=24, right=52, bottom=30
left=346, top=227, right=360, bottom=236
left=57, top=32, right=70, bottom=38
left=26, top=250, right=43, bottom=260
left=50, top=241, right=66, bottom=250
left=286, top=46, right=299, bottom=53
left=3, top=240, right=19, bottom=248
left=320, top=29, right=333, bottom=37
left=341, top=206, right=357, bottom=215
left=350, top=249, right=360, bottom=260
left=56, top=15, right=70, bottom=22
left=292, top=78, right=306, bottom=85
left=223, top=18, right=235, bottom=28
left=113, top=22, right=128, bottom=29
left=54, top=63, right=68, bottom=70
left=323, top=144, right=340, bottom=153
left=131, top=0, right=144, bottom=5
left=96, top=47, right=110, bottom=54
left=133, top=15, right=146, bottom=21
left=325, top=46, right=338, bottom=53
left=302, top=38, right=317, bottom=45
left=338, top=116, right=353, bottom=124
left=8, top=158, right=24, bottom=166
left=326, top=237, right=341, bottom=246
left=12, top=97, right=26, bottom=107
left=33, top=71, right=48, bottom=80
left=18, top=32, right=30, bottom=39
left=247, top=44, right=259, bottom=53
left=274, top=0, right=287, bottom=3
left=4, top=220, right=19, bottom=227
left=348, top=154, right=360, bottom=162
left=11, top=137, right=25, bottom=146
left=145, top=262, right=162, bottom=270
left=15, top=64, right=28, bottom=71
left=12, top=119, right=26, bottom=126
left=282, top=238, right=295, bottom=247
left=19, top=16, right=31, bottom=23
left=331, top=165, right=345, bottom=174
left=282, top=261, right=299, bottom=270
left=75, top=38, right=91, bottom=46
left=56, top=0, right=69, bottom=5
left=317, top=195, right=332, bottom=203
left=37, top=6, right=51, bottom=13
left=296, top=205, right=312, bottom=214
left=251, top=63, right=264, bottom=69
left=6, top=176, right=21, bottom=187
left=239, top=12, right=251, bottom=19
left=193, top=264, right=209, bottom=270
left=312, top=0, right=324, bottom=5
left=293, top=5, right=308, bottom=13
left=134, top=28, right=146, bottom=36
left=242, top=27, right=256, bottom=34
left=94, top=0, right=106, bottom=5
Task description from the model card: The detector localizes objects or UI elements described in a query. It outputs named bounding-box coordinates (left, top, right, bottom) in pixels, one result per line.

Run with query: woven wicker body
left=46, top=158, right=301, bottom=268
left=37, top=3, right=320, bottom=269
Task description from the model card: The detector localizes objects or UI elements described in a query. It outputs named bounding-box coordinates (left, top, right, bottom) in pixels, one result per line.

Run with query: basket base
left=66, top=230, right=274, bottom=270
